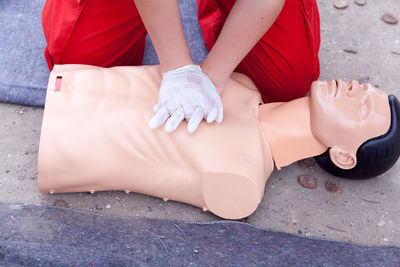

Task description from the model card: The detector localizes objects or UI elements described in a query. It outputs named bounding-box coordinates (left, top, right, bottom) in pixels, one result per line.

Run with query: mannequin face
left=309, top=79, right=390, bottom=169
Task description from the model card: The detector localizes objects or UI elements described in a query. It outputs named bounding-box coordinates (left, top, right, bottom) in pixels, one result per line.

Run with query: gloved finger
left=187, top=106, right=204, bottom=134
left=165, top=106, right=185, bottom=133
left=215, top=97, right=223, bottom=123
left=152, top=104, right=159, bottom=113
left=149, top=106, right=169, bottom=129
left=166, top=97, right=178, bottom=114
left=182, top=99, right=195, bottom=121
left=206, top=105, right=218, bottom=123
left=205, top=83, right=223, bottom=123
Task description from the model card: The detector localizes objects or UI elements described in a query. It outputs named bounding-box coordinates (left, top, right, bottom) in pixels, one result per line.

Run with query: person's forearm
left=134, top=0, right=192, bottom=72
left=201, top=0, right=285, bottom=92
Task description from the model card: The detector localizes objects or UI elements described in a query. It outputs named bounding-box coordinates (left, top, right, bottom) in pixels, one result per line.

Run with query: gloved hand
left=149, top=64, right=223, bottom=134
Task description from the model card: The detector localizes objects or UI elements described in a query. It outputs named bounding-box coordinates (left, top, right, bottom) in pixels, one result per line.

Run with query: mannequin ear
left=329, top=147, right=357, bottom=170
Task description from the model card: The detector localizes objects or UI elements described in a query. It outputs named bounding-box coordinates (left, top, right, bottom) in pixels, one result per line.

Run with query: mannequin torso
left=38, top=65, right=274, bottom=219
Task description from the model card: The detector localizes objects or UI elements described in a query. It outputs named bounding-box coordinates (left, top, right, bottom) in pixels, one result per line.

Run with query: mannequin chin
left=37, top=65, right=399, bottom=219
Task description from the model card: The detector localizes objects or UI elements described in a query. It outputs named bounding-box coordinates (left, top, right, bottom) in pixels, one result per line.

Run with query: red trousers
left=42, top=0, right=320, bottom=102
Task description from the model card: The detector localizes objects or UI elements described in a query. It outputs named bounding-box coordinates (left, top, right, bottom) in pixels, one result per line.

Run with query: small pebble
left=383, top=238, right=389, bottom=242
left=95, top=205, right=103, bottom=210
left=6, top=170, right=10, bottom=174
left=53, top=199, right=68, bottom=208
left=344, top=48, right=357, bottom=54
left=334, top=1, right=348, bottom=9
left=105, top=204, right=111, bottom=209
left=381, top=13, right=398, bottom=25
left=354, top=0, right=366, bottom=6
left=325, top=180, right=342, bottom=193
left=298, top=174, right=318, bottom=189
left=193, top=249, right=199, bottom=253
left=297, top=158, right=316, bottom=168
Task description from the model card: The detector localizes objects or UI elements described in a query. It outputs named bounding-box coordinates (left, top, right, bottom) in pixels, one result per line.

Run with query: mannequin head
left=309, top=79, right=400, bottom=179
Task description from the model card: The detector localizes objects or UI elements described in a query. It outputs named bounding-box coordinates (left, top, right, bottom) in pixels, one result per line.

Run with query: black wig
left=315, top=95, right=400, bottom=179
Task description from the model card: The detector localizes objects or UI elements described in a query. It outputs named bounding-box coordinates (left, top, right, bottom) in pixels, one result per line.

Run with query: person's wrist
left=200, top=63, right=229, bottom=94
left=162, top=64, right=200, bottom=77
left=160, top=59, right=194, bottom=73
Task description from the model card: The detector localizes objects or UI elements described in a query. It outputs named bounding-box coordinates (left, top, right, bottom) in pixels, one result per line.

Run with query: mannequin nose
left=345, top=80, right=361, bottom=97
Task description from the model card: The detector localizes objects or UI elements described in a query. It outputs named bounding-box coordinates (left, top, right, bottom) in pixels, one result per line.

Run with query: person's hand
left=149, top=64, right=223, bottom=134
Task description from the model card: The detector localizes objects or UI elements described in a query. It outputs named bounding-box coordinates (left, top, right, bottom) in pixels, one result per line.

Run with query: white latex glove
left=149, top=64, right=223, bottom=134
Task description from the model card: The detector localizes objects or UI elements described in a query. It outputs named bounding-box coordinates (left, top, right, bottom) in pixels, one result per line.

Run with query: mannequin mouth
left=329, top=79, right=339, bottom=97
left=334, top=79, right=339, bottom=97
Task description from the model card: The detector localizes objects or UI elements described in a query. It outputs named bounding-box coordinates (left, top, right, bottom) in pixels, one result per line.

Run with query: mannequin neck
left=258, top=97, right=327, bottom=169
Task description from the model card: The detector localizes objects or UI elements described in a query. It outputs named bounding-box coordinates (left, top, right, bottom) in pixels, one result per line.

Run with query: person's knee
left=42, top=0, right=146, bottom=69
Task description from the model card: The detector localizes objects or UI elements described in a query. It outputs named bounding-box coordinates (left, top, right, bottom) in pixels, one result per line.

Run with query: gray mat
left=0, top=0, right=49, bottom=106
left=0, top=0, right=208, bottom=107
left=1, top=202, right=399, bottom=266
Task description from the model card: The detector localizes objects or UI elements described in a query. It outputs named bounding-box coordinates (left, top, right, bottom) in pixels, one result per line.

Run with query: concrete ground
left=1, top=0, right=399, bottom=247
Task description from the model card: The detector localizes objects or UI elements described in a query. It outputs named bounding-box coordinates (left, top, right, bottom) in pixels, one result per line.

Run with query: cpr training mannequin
left=38, top=64, right=400, bottom=220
